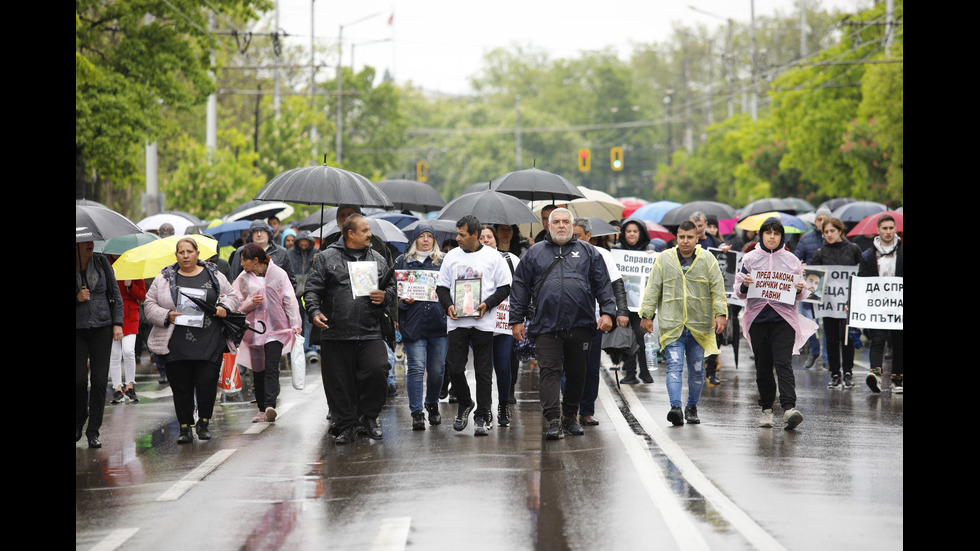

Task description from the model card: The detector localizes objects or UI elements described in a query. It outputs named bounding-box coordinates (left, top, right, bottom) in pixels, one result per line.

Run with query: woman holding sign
left=735, top=218, right=817, bottom=430
left=481, top=226, right=520, bottom=427
left=810, top=217, right=863, bottom=390
left=394, top=224, right=448, bottom=430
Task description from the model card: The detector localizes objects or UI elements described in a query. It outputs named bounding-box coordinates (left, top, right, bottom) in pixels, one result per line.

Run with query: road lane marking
left=156, top=449, right=237, bottom=502
left=370, top=517, right=411, bottom=551
left=244, top=403, right=295, bottom=434
left=89, top=528, right=138, bottom=551
left=619, top=384, right=789, bottom=551
left=598, top=381, right=711, bottom=551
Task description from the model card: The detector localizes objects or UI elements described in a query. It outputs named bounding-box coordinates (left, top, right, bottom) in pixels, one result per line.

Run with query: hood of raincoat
left=618, top=219, right=652, bottom=251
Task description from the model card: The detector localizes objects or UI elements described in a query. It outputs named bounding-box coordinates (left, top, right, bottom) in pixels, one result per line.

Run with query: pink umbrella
left=644, top=220, right=674, bottom=242
left=619, top=198, right=648, bottom=218
left=847, top=210, right=903, bottom=237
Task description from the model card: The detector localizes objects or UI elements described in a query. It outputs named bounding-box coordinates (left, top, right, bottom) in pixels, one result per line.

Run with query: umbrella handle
left=247, top=320, right=267, bottom=334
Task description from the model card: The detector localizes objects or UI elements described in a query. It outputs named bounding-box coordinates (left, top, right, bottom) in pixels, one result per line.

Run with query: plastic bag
left=218, top=352, right=242, bottom=393
left=291, top=335, right=306, bottom=390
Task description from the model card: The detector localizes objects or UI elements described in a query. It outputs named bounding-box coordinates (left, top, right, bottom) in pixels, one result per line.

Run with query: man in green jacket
left=639, top=221, right=728, bottom=426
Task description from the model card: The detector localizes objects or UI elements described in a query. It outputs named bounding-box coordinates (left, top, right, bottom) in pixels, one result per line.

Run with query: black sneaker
left=453, top=402, right=474, bottom=431
left=667, top=406, right=684, bottom=426
left=620, top=374, right=640, bottom=385
left=474, top=416, right=489, bottom=436
left=497, top=404, right=511, bottom=427
left=448, top=392, right=458, bottom=404
left=412, top=411, right=426, bottom=431
left=707, top=375, right=722, bottom=386
left=124, top=387, right=139, bottom=402
left=425, top=403, right=442, bottom=425
left=828, top=374, right=842, bottom=389
left=334, top=426, right=355, bottom=445
left=803, top=355, right=818, bottom=369
left=639, top=372, right=654, bottom=384
left=843, top=372, right=855, bottom=388
left=177, top=425, right=193, bottom=444
left=866, top=369, right=881, bottom=393
left=361, top=416, right=383, bottom=440
left=561, top=416, right=585, bottom=436
left=111, top=390, right=125, bottom=404
left=195, top=419, right=211, bottom=440
left=684, top=406, right=700, bottom=424
left=544, top=419, right=564, bottom=440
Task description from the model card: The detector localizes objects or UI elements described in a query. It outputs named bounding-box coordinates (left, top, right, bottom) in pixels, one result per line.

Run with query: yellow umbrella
left=112, top=235, right=219, bottom=280
left=735, top=211, right=806, bottom=234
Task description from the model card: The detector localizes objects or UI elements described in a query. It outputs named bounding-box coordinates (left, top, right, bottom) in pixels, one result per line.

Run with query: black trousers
left=321, top=339, right=388, bottom=431
left=251, top=340, right=284, bottom=411
left=749, top=320, right=797, bottom=411
left=622, top=312, right=650, bottom=377
left=446, top=327, right=494, bottom=419
left=869, top=329, right=903, bottom=376
left=76, top=326, right=112, bottom=437
left=535, top=327, right=593, bottom=421
left=824, top=317, right=854, bottom=376
left=167, top=358, right=221, bottom=426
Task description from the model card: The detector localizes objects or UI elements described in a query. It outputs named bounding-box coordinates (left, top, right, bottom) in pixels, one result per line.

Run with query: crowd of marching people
left=77, top=202, right=902, bottom=448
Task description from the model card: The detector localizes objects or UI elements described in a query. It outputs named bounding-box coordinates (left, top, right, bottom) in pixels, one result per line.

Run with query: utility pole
left=207, top=11, right=217, bottom=157
left=750, top=0, right=759, bottom=120
left=515, top=95, right=522, bottom=169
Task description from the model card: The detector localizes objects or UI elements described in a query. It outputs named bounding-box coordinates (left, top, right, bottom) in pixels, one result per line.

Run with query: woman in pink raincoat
left=734, top=217, right=818, bottom=431
left=234, top=243, right=302, bottom=423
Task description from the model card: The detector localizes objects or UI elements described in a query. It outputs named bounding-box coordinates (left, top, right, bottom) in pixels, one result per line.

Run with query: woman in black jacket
left=810, top=217, right=863, bottom=389
left=612, top=219, right=656, bottom=384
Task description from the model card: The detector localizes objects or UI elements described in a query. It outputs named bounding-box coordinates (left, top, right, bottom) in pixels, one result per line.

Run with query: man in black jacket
left=304, top=214, right=397, bottom=444
left=858, top=214, right=903, bottom=393
left=510, top=208, right=616, bottom=440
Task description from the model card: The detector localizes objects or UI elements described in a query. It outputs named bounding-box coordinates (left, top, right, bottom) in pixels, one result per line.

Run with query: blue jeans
left=492, top=334, right=514, bottom=404
left=404, top=337, right=448, bottom=413
left=664, top=328, right=705, bottom=408
left=386, top=343, right=396, bottom=387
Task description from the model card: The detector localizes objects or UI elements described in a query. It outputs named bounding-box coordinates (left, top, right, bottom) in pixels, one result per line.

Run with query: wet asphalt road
left=76, top=342, right=903, bottom=551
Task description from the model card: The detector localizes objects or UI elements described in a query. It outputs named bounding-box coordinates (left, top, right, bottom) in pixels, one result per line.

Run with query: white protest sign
left=610, top=249, right=659, bottom=312
left=494, top=298, right=512, bottom=335
left=848, top=276, right=903, bottom=330
left=746, top=270, right=798, bottom=305
left=812, top=265, right=858, bottom=319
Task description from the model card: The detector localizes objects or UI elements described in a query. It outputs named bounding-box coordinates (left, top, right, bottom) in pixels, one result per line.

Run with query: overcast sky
left=263, top=0, right=871, bottom=96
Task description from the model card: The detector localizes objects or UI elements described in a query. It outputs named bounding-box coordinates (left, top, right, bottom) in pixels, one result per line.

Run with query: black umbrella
left=225, top=200, right=294, bottom=222
left=254, top=163, right=393, bottom=238
left=438, top=190, right=539, bottom=226
left=491, top=168, right=585, bottom=202
left=294, top=208, right=338, bottom=230
left=374, top=179, right=446, bottom=212
left=659, top=201, right=736, bottom=227
left=180, top=291, right=266, bottom=347
left=402, top=219, right=459, bottom=246
left=76, top=205, right=143, bottom=242
left=818, top=197, right=856, bottom=212
left=460, top=181, right=494, bottom=196
left=781, top=197, right=816, bottom=214
left=739, top=198, right=797, bottom=217
left=831, top=201, right=887, bottom=223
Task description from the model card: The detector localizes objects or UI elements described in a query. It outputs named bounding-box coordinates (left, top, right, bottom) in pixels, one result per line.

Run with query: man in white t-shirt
left=436, top=215, right=513, bottom=436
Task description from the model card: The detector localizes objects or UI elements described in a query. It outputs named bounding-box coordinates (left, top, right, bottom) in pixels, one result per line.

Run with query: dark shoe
left=111, top=390, right=125, bottom=404
left=439, top=388, right=449, bottom=400
left=544, top=419, right=564, bottom=440
left=387, top=384, right=398, bottom=397
left=124, top=387, right=139, bottom=402
left=474, top=416, right=489, bottom=436
left=195, top=419, right=211, bottom=440
left=412, top=411, right=426, bottom=431
left=177, top=425, right=193, bottom=444
left=639, top=372, right=654, bottom=384
left=667, top=406, right=684, bottom=426
left=87, top=435, right=102, bottom=448
left=561, top=416, right=585, bottom=436
left=334, top=426, right=355, bottom=444
left=803, top=355, right=818, bottom=369
left=684, top=406, right=700, bottom=424
left=843, top=372, right=855, bottom=388
left=707, top=374, right=721, bottom=386
left=827, top=374, right=842, bottom=389
left=620, top=374, right=640, bottom=385
left=361, top=416, right=383, bottom=440
left=453, top=402, right=474, bottom=431
left=425, top=403, right=442, bottom=425
left=497, top=404, right=511, bottom=427
left=580, top=415, right=599, bottom=426
left=448, top=392, right=458, bottom=404
left=866, top=369, right=882, bottom=393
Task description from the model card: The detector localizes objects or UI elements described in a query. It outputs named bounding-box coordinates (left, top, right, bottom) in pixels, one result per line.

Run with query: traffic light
left=578, top=148, right=591, bottom=172
left=610, top=147, right=624, bottom=171
left=416, top=160, right=428, bottom=182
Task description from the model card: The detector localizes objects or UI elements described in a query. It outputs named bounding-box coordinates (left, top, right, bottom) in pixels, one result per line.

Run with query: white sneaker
left=758, top=409, right=774, bottom=428
left=784, top=408, right=803, bottom=430
left=252, top=411, right=267, bottom=423
left=265, top=407, right=278, bottom=423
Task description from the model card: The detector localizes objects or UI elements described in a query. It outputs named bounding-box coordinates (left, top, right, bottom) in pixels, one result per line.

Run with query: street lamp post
left=336, top=12, right=382, bottom=165
left=663, top=90, right=674, bottom=166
